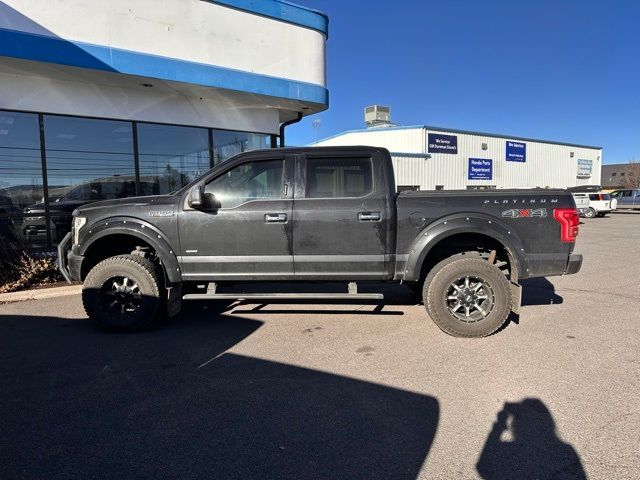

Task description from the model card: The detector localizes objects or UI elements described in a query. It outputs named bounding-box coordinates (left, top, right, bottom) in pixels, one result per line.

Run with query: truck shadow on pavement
left=520, top=277, right=564, bottom=306
left=477, top=398, right=586, bottom=480
left=227, top=282, right=413, bottom=316
left=496, top=278, right=564, bottom=331
left=0, top=301, right=439, bottom=480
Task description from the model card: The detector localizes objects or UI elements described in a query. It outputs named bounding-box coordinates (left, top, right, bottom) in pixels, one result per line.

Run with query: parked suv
left=610, top=189, right=640, bottom=210
left=567, top=186, right=616, bottom=218
left=583, top=193, right=616, bottom=218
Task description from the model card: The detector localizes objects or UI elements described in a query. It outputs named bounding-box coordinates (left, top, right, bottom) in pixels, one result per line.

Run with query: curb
left=0, top=284, right=82, bottom=304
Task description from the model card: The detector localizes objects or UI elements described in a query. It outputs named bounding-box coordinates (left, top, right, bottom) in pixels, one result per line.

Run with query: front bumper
left=57, top=232, right=84, bottom=283
left=57, top=232, right=73, bottom=283
left=565, top=253, right=583, bottom=275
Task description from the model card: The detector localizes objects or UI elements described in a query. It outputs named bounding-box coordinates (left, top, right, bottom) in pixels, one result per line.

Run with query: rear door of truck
left=292, top=149, right=392, bottom=280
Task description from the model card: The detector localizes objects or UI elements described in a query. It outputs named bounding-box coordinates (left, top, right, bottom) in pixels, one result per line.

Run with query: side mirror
left=188, top=185, right=204, bottom=208
left=203, top=192, right=221, bottom=210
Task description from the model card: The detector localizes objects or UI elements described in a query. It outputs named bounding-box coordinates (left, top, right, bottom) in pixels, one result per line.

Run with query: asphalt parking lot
left=1, top=213, right=639, bottom=480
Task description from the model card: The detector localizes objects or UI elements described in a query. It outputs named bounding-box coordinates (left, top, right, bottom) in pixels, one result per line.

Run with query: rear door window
left=306, top=158, right=373, bottom=198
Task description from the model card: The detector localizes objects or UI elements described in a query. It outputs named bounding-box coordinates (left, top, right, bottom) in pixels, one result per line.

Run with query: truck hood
left=75, top=195, right=180, bottom=215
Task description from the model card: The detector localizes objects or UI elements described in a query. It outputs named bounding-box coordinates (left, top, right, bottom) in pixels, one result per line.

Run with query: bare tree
left=623, top=159, right=640, bottom=189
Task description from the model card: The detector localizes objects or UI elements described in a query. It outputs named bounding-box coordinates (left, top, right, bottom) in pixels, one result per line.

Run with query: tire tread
left=82, top=254, right=162, bottom=332
left=424, top=257, right=512, bottom=338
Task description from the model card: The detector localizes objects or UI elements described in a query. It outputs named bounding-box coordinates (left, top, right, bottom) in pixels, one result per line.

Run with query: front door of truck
left=178, top=155, right=294, bottom=280
left=292, top=153, right=389, bottom=280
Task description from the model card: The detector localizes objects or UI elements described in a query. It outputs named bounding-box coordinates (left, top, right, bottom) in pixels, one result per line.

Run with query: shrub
left=0, top=237, right=64, bottom=294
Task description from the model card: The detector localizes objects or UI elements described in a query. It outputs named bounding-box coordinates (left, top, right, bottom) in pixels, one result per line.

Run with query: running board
left=183, top=282, right=383, bottom=301
left=183, top=292, right=384, bottom=301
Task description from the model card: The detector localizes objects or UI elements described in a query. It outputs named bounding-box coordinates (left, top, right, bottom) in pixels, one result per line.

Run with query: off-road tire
left=82, top=254, right=163, bottom=332
left=422, top=251, right=481, bottom=318
left=424, top=256, right=511, bottom=338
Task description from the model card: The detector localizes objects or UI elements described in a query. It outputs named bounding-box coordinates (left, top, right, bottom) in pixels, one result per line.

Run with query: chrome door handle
left=358, top=211, right=381, bottom=222
left=265, top=213, right=287, bottom=223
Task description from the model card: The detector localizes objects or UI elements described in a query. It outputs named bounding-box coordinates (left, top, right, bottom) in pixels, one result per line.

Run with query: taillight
left=553, top=208, right=579, bottom=243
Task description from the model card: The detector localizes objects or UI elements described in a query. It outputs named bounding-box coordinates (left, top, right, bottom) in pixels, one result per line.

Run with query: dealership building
left=0, top=0, right=328, bottom=248
left=314, top=106, right=602, bottom=192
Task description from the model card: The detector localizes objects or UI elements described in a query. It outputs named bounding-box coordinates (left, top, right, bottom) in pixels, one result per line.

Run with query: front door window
left=205, top=160, right=283, bottom=208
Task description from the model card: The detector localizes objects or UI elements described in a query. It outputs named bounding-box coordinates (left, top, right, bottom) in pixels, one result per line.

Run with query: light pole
left=312, top=119, right=321, bottom=144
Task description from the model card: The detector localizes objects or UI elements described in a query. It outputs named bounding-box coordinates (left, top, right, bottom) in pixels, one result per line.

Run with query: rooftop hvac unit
left=365, top=105, right=391, bottom=127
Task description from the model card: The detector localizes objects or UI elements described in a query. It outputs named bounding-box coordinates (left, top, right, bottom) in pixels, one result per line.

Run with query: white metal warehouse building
left=313, top=114, right=602, bottom=191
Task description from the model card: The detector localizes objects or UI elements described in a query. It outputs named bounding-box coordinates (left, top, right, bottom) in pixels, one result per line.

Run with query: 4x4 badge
left=502, top=208, right=547, bottom=218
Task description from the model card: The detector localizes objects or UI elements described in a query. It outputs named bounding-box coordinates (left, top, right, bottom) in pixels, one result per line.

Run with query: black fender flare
left=78, top=216, right=182, bottom=283
left=402, top=213, right=528, bottom=282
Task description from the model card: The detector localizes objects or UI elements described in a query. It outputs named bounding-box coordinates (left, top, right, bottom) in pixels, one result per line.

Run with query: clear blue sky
left=289, top=0, right=639, bottom=164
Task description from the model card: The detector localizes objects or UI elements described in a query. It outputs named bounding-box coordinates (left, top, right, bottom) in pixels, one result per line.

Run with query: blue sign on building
left=428, top=133, right=458, bottom=154
left=468, top=158, right=493, bottom=180
left=506, top=141, right=526, bottom=162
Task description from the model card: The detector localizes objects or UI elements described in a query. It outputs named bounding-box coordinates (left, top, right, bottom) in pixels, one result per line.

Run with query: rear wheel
left=408, top=252, right=480, bottom=303
left=584, top=207, right=596, bottom=218
left=82, top=254, right=163, bottom=332
left=424, top=257, right=511, bottom=338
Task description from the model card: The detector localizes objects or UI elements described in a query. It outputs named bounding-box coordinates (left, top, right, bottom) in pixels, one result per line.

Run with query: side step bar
left=183, top=292, right=384, bottom=301
left=182, top=282, right=384, bottom=301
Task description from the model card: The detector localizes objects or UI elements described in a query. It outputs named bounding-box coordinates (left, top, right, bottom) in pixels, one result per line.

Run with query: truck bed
left=395, top=188, right=577, bottom=278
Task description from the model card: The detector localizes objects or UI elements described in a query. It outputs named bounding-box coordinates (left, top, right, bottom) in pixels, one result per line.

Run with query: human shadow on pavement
left=0, top=301, right=439, bottom=480
left=476, top=398, right=586, bottom=480
left=520, top=277, right=564, bottom=306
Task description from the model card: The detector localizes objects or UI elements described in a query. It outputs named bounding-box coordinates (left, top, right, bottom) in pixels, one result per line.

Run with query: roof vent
left=365, top=105, right=393, bottom=128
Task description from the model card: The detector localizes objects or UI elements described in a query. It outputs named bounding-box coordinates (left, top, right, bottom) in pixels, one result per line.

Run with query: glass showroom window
left=211, top=129, right=270, bottom=165
left=137, top=123, right=210, bottom=194
left=0, top=111, right=43, bottom=248
left=39, top=115, right=136, bottom=247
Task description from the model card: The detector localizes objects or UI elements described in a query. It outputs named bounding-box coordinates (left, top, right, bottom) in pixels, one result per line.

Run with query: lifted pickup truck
left=59, top=147, right=582, bottom=337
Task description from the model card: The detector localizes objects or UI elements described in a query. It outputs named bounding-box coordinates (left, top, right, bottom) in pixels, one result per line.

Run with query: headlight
left=73, top=216, right=86, bottom=245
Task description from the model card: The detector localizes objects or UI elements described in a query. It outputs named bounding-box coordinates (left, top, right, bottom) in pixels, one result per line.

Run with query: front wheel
left=424, top=257, right=511, bottom=338
left=82, top=254, right=163, bottom=332
left=584, top=207, right=596, bottom=218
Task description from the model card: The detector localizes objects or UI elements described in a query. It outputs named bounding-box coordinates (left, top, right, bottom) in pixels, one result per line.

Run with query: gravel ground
left=1, top=212, right=638, bottom=479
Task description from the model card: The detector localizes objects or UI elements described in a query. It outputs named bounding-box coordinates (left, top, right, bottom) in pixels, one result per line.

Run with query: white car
left=571, top=193, right=590, bottom=216
left=583, top=192, right=617, bottom=218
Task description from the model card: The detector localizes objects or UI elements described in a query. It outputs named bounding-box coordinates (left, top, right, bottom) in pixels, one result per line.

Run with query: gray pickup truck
left=59, top=146, right=582, bottom=337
